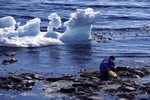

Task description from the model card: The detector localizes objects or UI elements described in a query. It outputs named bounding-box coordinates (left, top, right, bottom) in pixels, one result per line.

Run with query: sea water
left=0, top=0, right=150, bottom=100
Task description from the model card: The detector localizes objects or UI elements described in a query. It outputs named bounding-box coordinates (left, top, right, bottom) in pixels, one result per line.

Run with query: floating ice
left=0, top=16, right=16, bottom=29
left=45, top=13, right=62, bottom=38
left=61, top=8, right=100, bottom=44
left=17, top=18, right=41, bottom=37
left=0, top=8, right=100, bottom=47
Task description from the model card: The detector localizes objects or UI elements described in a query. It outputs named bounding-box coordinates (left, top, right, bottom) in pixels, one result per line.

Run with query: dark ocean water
left=0, top=0, right=150, bottom=100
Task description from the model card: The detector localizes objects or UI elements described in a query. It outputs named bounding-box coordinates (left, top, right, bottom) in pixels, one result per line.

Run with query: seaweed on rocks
left=0, top=66, right=150, bottom=100
left=4, top=52, right=16, bottom=56
left=2, top=58, right=18, bottom=65
left=0, top=73, right=44, bottom=91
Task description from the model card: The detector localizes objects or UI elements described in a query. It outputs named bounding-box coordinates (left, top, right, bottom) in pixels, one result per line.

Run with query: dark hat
left=109, top=56, right=115, bottom=60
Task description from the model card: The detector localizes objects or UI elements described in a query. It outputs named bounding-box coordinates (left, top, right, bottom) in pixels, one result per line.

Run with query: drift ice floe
left=0, top=8, right=100, bottom=47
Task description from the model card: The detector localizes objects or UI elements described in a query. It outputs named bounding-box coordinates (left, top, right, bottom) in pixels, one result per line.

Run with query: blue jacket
left=100, top=58, right=115, bottom=72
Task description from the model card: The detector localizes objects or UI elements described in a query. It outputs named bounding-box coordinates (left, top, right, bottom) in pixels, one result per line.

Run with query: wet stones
left=57, top=81, right=99, bottom=96
left=46, top=74, right=74, bottom=82
left=80, top=71, right=101, bottom=78
left=0, top=66, right=150, bottom=100
left=72, top=82, right=97, bottom=88
left=0, top=77, right=7, bottom=81
left=18, top=73, right=45, bottom=80
left=141, top=83, right=150, bottom=94
left=2, top=58, right=18, bottom=65
left=8, top=72, right=16, bottom=75
left=73, top=78, right=86, bottom=83
left=136, top=67, right=150, bottom=76
left=116, top=66, right=150, bottom=78
left=8, top=76, right=23, bottom=83
left=140, top=98, right=150, bottom=100
left=4, top=52, right=16, bottom=56
left=0, top=73, right=44, bottom=91
left=78, top=95, right=104, bottom=100
left=119, top=86, right=136, bottom=92
left=118, top=98, right=127, bottom=100
left=0, top=76, right=24, bottom=90
left=117, top=93, right=135, bottom=100
left=133, top=70, right=145, bottom=77
left=104, top=84, right=121, bottom=93
left=79, top=66, right=150, bottom=80
left=46, top=66, right=150, bottom=100
left=59, top=87, right=76, bottom=94
left=115, top=66, right=129, bottom=71
left=0, top=51, right=17, bottom=65
left=0, top=52, right=17, bottom=57
left=22, top=80, right=35, bottom=86
left=46, top=77, right=63, bottom=82
left=86, top=96, right=104, bottom=100
left=33, top=73, right=45, bottom=80
left=62, top=74, right=75, bottom=81
left=0, top=52, right=16, bottom=57
left=1, top=84, right=12, bottom=90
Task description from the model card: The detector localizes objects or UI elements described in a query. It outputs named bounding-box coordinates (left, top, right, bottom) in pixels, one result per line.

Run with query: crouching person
left=99, top=56, right=116, bottom=80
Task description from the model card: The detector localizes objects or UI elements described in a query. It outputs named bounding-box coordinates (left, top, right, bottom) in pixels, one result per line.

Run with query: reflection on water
left=64, top=44, right=92, bottom=65
left=0, top=0, right=150, bottom=99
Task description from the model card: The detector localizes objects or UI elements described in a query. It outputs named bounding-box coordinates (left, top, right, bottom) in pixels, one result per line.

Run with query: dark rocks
left=0, top=66, right=150, bottom=100
left=80, top=71, right=101, bottom=78
left=22, top=80, right=35, bottom=86
left=33, top=73, right=45, bottom=80
left=78, top=95, right=104, bottom=100
left=0, top=76, right=23, bottom=90
left=59, top=87, right=76, bottom=94
left=140, top=98, right=150, bottom=100
left=117, top=93, right=135, bottom=100
left=104, top=84, right=121, bottom=93
left=62, top=74, right=75, bottom=81
left=0, top=77, right=7, bottom=81
left=8, top=72, right=16, bottom=75
left=18, top=73, right=45, bottom=80
left=115, top=67, right=129, bottom=71
left=116, top=66, right=150, bottom=78
left=0, top=73, right=44, bottom=91
left=23, top=75, right=33, bottom=80
left=73, top=78, right=86, bottom=83
left=133, top=70, right=145, bottom=77
left=1, top=84, right=12, bottom=90
left=86, top=96, right=104, bottom=100
left=2, top=58, right=18, bottom=65
left=118, top=98, right=127, bottom=100
left=119, top=86, right=136, bottom=92
left=4, top=52, right=16, bottom=56
left=1, top=52, right=17, bottom=65
left=72, top=82, right=97, bottom=88
left=8, top=76, right=23, bottom=83
left=46, top=77, right=63, bottom=82
left=136, top=67, right=150, bottom=76
left=46, top=74, right=74, bottom=82
left=141, top=83, right=150, bottom=94
left=145, top=88, right=150, bottom=94
left=0, top=52, right=16, bottom=57
left=45, top=66, right=150, bottom=100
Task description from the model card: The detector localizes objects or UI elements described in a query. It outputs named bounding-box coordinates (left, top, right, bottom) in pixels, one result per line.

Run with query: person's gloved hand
left=108, top=70, right=117, bottom=77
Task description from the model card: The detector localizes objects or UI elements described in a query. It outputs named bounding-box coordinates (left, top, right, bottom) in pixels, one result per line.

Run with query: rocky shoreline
left=0, top=52, right=150, bottom=100
left=0, top=66, right=149, bottom=100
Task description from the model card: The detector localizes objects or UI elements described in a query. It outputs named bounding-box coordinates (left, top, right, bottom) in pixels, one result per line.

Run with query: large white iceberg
left=0, top=8, right=100, bottom=47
